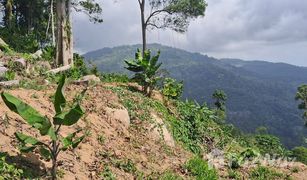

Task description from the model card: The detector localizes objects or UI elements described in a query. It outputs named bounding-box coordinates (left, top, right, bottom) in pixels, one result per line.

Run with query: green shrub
left=253, top=134, right=285, bottom=156
left=125, top=49, right=162, bottom=96
left=41, top=46, right=56, bottom=62
left=250, top=166, right=285, bottom=180
left=184, top=156, right=218, bottom=180
left=1, top=76, right=86, bottom=179
left=64, top=53, right=90, bottom=80
left=292, top=146, right=307, bottom=165
left=162, top=78, right=183, bottom=99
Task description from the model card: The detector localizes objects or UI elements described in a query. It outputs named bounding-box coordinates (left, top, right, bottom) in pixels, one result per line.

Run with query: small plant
left=184, top=156, right=218, bottom=180
left=99, top=166, right=116, bottom=180
left=114, top=159, right=137, bottom=174
left=1, top=76, right=86, bottom=180
left=162, top=78, right=183, bottom=99
left=290, top=166, right=299, bottom=173
left=97, top=134, right=105, bottom=144
left=125, top=49, right=162, bottom=96
left=3, top=70, right=15, bottom=81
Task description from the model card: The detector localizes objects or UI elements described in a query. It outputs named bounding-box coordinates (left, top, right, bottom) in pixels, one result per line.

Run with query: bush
left=41, top=46, right=56, bottom=62
left=184, top=156, right=218, bottom=180
left=162, top=78, right=183, bottom=99
left=253, top=134, right=285, bottom=156
left=292, top=146, right=307, bottom=165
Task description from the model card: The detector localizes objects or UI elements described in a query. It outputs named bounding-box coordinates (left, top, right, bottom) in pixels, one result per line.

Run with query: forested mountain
left=84, top=43, right=307, bottom=148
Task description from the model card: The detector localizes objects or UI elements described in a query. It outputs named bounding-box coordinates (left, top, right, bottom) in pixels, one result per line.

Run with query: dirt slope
left=0, top=83, right=191, bottom=179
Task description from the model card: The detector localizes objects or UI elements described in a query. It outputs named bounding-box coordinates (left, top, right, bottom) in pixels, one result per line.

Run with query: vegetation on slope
left=83, top=44, right=307, bottom=148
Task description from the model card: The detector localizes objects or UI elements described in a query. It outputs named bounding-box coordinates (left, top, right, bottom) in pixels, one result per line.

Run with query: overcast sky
left=73, top=0, right=307, bottom=66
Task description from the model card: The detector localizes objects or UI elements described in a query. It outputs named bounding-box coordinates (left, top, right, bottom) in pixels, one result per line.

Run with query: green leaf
left=39, top=147, right=51, bottom=160
left=61, top=129, right=83, bottom=151
left=53, top=104, right=84, bottom=126
left=19, top=146, right=36, bottom=153
left=15, top=132, right=42, bottom=145
left=47, top=127, right=57, bottom=141
left=54, top=75, right=66, bottom=114
left=14, top=132, right=43, bottom=153
left=1, top=92, right=52, bottom=135
left=72, top=136, right=85, bottom=149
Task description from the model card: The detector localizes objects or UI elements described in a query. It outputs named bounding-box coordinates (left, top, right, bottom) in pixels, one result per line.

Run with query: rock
left=73, top=75, right=100, bottom=85
left=0, top=80, right=19, bottom=87
left=150, top=113, right=175, bottom=147
left=13, top=58, right=26, bottom=69
left=0, top=66, right=8, bottom=76
left=31, top=49, right=43, bottom=59
left=105, top=107, right=130, bottom=128
left=80, top=75, right=100, bottom=83
left=35, top=61, right=51, bottom=71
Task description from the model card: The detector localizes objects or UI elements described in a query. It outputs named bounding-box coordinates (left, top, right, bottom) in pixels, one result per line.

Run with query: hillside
left=1, top=45, right=307, bottom=179
left=84, top=44, right=307, bottom=148
left=1, top=83, right=307, bottom=179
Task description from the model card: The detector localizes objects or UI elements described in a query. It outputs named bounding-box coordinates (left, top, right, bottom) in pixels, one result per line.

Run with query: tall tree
left=137, top=0, right=207, bottom=55
left=55, top=0, right=103, bottom=66
left=295, top=84, right=307, bottom=126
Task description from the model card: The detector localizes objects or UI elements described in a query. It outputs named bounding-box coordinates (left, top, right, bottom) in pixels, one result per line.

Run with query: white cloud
left=73, top=0, right=307, bottom=66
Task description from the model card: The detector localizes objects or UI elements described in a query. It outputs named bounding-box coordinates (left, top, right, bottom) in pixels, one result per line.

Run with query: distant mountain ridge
left=83, top=43, right=307, bottom=148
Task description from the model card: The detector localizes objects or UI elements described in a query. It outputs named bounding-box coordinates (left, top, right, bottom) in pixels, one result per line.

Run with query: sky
left=73, top=0, right=307, bottom=67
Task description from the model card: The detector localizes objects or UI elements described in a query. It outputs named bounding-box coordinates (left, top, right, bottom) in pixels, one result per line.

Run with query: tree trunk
left=140, top=0, right=146, bottom=56
left=51, top=0, right=56, bottom=46
left=55, top=0, right=73, bottom=66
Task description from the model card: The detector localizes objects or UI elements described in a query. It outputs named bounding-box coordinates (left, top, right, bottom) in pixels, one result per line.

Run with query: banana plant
left=1, top=75, right=85, bottom=180
left=125, top=49, right=162, bottom=96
